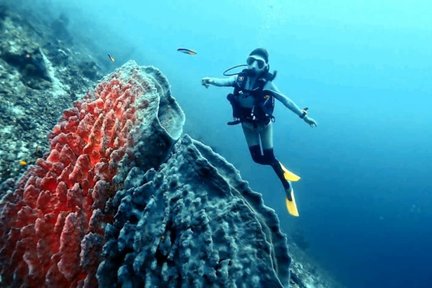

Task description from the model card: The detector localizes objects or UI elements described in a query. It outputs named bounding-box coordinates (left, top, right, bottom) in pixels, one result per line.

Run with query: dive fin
left=285, top=189, right=299, bottom=217
left=280, top=163, right=301, bottom=182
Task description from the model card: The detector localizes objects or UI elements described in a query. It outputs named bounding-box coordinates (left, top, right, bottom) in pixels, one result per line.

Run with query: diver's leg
left=242, top=122, right=267, bottom=164
left=259, top=122, right=292, bottom=193
left=263, top=148, right=291, bottom=191
left=259, top=121, right=273, bottom=150
left=249, top=145, right=266, bottom=164
left=242, top=121, right=260, bottom=147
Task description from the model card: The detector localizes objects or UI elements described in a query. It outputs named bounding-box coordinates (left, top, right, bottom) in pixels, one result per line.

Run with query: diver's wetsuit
left=207, top=74, right=303, bottom=192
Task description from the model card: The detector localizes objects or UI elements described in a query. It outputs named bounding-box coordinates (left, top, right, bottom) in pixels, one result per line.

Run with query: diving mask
left=246, top=56, right=266, bottom=69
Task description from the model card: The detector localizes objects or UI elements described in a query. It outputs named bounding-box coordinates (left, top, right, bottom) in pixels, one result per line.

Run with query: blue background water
left=31, top=1, right=432, bottom=287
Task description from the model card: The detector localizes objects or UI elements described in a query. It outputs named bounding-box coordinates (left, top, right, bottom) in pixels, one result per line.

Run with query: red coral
left=0, top=72, right=147, bottom=287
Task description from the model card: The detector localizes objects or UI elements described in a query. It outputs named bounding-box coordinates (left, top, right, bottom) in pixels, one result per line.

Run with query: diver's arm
left=202, top=76, right=236, bottom=88
left=266, top=82, right=318, bottom=127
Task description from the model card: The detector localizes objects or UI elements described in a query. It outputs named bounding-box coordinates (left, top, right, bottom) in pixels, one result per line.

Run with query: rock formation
left=0, top=4, right=338, bottom=288
left=0, top=61, right=291, bottom=287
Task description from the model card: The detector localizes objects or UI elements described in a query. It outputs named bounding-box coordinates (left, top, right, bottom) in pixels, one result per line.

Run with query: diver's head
left=246, top=48, right=269, bottom=76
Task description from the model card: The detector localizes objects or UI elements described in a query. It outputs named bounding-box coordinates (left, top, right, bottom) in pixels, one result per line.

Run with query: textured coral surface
left=0, top=5, right=104, bottom=183
left=0, top=61, right=172, bottom=287
left=1, top=61, right=290, bottom=288
left=97, top=135, right=291, bottom=288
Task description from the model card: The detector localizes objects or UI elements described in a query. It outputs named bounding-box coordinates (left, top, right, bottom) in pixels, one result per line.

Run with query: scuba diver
left=201, top=48, right=317, bottom=216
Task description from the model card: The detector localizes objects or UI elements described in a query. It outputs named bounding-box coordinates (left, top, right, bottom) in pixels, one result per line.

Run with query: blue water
left=34, top=1, right=432, bottom=287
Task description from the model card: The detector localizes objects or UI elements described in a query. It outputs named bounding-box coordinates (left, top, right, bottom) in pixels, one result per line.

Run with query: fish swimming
left=107, top=54, right=115, bottom=62
left=177, top=48, right=197, bottom=55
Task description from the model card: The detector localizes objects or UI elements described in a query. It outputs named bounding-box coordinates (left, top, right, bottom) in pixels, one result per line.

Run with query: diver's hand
left=201, top=77, right=212, bottom=88
left=304, top=116, right=318, bottom=127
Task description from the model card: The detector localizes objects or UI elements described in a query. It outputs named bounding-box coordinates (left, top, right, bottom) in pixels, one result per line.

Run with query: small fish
left=19, top=160, right=27, bottom=166
left=107, top=54, right=115, bottom=63
left=177, top=48, right=197, bottom=55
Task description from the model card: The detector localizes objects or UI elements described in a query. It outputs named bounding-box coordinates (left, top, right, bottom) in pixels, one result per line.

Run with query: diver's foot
left=279, top=162, right=301, bottom=182
left=285, top=187, right=299, bottom=217
left=227, top=119, right=241, bottom=125
left=285, top=186, right=293, bottom=201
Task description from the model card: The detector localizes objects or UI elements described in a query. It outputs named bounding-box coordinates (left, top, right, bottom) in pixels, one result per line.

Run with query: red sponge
left=0, top=70, right=147, bottom=287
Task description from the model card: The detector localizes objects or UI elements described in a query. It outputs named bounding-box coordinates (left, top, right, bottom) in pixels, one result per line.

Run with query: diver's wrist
left=299, top=110, right=307, bottom=119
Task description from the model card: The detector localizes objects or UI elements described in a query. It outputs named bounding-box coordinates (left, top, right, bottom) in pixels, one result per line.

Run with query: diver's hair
left=249, top=48, right=269, bottom=63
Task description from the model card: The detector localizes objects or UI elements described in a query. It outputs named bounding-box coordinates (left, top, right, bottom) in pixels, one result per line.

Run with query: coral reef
left=0, top=4, right=339, bottom=288
left=0, top=61, right=185, bottom=287
left=0, top=60, right=292, bottom=287
left=97, top=134, right=290, bottom=287
left=0, top=5, right=104, bottom=182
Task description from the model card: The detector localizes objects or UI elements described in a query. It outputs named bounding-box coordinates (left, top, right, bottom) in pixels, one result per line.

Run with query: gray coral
left=97, top=135, right=291, bottom=288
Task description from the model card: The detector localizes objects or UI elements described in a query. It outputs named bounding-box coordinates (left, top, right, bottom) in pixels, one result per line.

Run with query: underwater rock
left=1, top=47, right=51, bottom=87
left=0, top=61, right=185, bottom=287
left=0, top=179, right=15, bottom=198
left=79, top=61, right=101, bottom=81
left=0, top=61, right=291, bottom=287
left=97, top=134, right=291, bottom=288
left=0, top=5, right=8, bottom=29
left=0, top=5, right=104, bottom=183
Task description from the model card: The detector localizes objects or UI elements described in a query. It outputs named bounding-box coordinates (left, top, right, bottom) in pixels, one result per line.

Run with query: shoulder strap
left=234, top=70, right=277, bottom=94
left=233, top=70, right=248, bottom=94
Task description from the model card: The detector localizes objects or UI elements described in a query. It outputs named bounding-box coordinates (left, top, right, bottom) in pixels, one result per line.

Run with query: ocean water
left=14, top=0, right=432, bottom=287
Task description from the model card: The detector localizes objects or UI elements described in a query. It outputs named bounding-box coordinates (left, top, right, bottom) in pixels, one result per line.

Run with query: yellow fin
left=285, top=191, right=299, bottom=217
left=280, top=163, right=301, bottom=182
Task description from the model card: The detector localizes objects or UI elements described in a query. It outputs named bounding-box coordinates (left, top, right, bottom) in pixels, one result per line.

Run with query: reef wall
left=0, top=61, right=291, bottom=287
left=0, top=4, right=104, bottom=182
